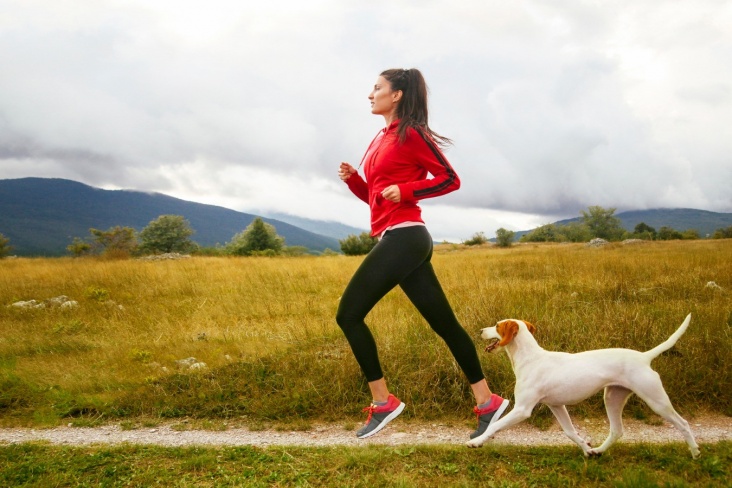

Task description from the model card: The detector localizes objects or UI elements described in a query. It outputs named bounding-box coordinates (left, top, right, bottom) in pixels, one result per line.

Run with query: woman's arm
left=339, top=162, right=369, bottom=203
left=396, top=129, right=460, bottom=201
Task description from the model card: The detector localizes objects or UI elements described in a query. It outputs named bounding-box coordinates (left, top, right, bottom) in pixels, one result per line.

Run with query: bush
left=463, top=232, right=488, bottom=246
left=0, top=233, right=12, bottom=258
left=66, top=237, right=92, bottom=257
left=339, top=232, right=377, bottom=255
left=712, top=226, right=732, bottom=239
left=657, top=226, right=683, bottom=241
left=89, top=226, right=138, bottom=257
left=520, top=224, right=561, bottom=243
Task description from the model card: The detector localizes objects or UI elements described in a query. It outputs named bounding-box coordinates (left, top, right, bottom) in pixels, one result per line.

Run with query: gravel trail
left=1, top=415, right=729, bottom=449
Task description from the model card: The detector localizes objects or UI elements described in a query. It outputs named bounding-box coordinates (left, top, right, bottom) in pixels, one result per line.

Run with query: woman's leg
left=335, top=227, right=432, bottom=394
left=397, top=229, right=509, bottom=437
left=396, top=229, right=492, bottom=403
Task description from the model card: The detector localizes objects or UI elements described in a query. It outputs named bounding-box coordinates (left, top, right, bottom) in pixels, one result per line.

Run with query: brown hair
left=380, top=68, right=452, bottom=147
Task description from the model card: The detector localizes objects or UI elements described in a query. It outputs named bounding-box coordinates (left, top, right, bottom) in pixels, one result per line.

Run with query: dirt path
left=1, top=415, right=729, bottom=449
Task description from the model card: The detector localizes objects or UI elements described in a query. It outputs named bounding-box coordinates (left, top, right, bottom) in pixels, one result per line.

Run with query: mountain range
left=1, top=177, right=730, bottom=256
left=0, top=178, right=343, bottom=256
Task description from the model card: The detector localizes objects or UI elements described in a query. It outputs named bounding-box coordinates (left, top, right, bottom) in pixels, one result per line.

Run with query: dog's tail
left=644, top=313, right=691, bottom=360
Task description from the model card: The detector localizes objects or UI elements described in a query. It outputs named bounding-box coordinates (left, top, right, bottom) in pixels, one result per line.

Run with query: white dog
left=467, top=314, right=700, bottom=458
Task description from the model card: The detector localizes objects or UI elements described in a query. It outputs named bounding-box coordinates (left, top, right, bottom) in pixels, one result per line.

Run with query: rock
left=10, top=300, right=41, bottom=309
left=175, top=357, right=198, bottom=368
left=9, top=296, right=79, bottom=309
left=586, top=238, right=609, bottom=248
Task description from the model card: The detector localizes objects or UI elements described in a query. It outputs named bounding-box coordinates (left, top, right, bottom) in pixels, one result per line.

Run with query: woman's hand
left=339, top=162, right=356, bottom=181
left=381, top=185, right=401, bottom=202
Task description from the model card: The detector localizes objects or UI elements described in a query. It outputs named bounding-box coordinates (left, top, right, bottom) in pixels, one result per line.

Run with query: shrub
left=89, top=226, right=138, bottom=257
left=520, top=224, right=562, bottom=243
left=0, top=232, right=12, bottom=258
left=657, top=226, right=683, bottom=240
left=339, top=232, right=377, bottom=255
left=463, top=232, right=488, bottom=246
left=712, top=226, right=732, bottom=239
left=66, top=237, right=92, bottom=257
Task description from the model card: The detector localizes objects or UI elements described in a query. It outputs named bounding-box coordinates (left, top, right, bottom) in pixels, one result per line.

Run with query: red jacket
left=345, top=121, right=461, bottom=236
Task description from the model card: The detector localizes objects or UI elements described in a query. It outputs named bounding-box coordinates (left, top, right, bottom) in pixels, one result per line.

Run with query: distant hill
left=513, top=208, right=732, bottom=241
left=264, top=212, right=367, bottom=240
left=0, top=178, right=340, bottom=256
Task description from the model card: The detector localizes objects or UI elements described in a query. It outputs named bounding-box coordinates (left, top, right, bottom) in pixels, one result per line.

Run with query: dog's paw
left=587, top=449, right=603, bottom=458
left=466, top=439, right=483, bottom=448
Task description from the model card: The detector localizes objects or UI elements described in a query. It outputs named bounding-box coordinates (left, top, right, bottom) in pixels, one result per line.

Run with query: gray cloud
left=1, top=0, right=730, bottom=240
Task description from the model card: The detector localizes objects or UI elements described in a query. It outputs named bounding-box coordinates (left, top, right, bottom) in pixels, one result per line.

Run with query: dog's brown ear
left=497, top=320, right=519, bottom=347
left=524, top=321, right=536, bottom=336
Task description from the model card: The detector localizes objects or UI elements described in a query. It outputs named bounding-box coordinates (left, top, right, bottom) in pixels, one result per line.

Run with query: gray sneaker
left=356, top=394, right=405, bottom=439
left=470, top=394, right=510, bottom=439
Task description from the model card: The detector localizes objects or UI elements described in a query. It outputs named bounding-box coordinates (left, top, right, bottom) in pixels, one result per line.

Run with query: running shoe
left=470, top=394, right=510, bottom=439
left=356, top=394, right=406, bottom=439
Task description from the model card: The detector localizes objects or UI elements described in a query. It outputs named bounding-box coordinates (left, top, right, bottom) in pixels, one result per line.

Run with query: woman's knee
left=335, top=307, right=359, bottom=331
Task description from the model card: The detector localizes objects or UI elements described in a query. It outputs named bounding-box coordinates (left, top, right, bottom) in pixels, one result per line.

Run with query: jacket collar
left=383, top=119, right=400, bottom=132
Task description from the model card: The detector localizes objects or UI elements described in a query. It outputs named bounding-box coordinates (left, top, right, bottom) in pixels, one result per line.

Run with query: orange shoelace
left=362, top=404, right=377, bottom=424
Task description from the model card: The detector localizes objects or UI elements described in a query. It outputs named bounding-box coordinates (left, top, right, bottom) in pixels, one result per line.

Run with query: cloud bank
left=1, top=0, right=730, bottom=240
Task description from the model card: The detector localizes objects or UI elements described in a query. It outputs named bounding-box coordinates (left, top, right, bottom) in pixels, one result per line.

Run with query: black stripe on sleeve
left=413, top=129, right=457, bottom=198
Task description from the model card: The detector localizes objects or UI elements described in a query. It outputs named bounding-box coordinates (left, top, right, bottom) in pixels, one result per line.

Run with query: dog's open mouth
left=484, top=338, right=500, bottom=352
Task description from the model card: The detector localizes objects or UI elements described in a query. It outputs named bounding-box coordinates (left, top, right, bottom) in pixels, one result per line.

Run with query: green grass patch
left=0, top=442, right=729, bottom=487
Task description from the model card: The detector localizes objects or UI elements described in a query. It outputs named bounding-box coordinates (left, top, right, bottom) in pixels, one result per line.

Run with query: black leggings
left=335, top=225, right=485, bottom=384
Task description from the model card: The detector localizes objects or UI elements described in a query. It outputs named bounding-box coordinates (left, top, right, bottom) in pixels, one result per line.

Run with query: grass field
left=1, top=240, right=731, bottom=486
left=1, top=239, right=730, bottom=428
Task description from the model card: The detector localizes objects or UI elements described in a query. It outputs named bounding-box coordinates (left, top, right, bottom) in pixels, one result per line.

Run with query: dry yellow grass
left=0, top=239, right=730, bottom=425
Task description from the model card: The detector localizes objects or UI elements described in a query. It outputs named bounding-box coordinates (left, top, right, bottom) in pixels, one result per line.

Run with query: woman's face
left=369, top=76, right=401, bottom=117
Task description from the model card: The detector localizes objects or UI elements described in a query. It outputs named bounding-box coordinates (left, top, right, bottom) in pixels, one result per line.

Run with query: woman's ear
left=392, top=90, right=403, bottom=104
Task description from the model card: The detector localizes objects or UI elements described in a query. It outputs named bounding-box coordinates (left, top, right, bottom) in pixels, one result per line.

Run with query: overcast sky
left=1, top=1, right=730, bottom=241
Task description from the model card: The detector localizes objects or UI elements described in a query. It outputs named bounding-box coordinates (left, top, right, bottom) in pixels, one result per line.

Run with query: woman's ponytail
left=380, top=68, right=452, bottom=147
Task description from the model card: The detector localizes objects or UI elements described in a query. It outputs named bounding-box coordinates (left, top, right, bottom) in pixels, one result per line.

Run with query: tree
left=89, top=226, right=138, bottom=257
left=633, top=222, right=657, bottom=240
left=226, top=218, right=284, bottom=256
left=580, top=206, right=624, bottom=241
left=139, top=215, right=196, bottom=254
left=495, top=228, right=515, bottom=248
left=339, top=232, right=378, bottom=255
left=0, top=233, right=12, bottom=258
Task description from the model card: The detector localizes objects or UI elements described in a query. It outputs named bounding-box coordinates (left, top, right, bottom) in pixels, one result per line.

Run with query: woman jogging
left=336, top=68, right=509, bottom=439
